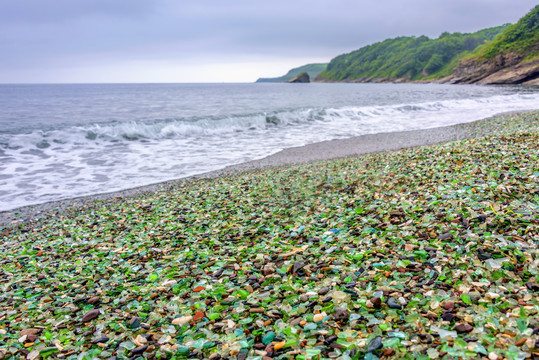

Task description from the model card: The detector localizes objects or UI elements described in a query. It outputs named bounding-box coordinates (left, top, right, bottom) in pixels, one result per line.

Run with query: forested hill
left=315, top=25, right=508, bottom=83
left=479, top=5, right=538, bottom=60
left=256, top=63, right=326, bottom=82
left=450, top=5, right=539, bottom=84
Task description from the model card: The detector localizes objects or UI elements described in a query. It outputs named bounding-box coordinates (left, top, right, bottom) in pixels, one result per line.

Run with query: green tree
left=316, top=25, right=508, bottom=81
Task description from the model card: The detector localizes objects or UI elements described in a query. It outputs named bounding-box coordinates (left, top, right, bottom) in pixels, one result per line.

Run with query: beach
left=3, top=1, right=539, bottom=358
left=2, top=82, right=538, bottom=214
left=1, top=110, right=537, bottom=226
left=0, top=110, right=538, bottom=359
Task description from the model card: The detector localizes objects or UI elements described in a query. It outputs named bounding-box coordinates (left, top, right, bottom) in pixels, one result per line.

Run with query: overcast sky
left=0, top=0, right=536, bottom=83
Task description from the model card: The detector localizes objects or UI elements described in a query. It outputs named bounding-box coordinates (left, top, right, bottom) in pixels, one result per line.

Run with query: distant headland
left=258, top=5, right=539, bottom=85
left=256, top=63, right=326, bottom=83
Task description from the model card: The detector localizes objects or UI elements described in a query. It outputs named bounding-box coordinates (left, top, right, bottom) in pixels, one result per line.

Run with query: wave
left=1, top=92, right=538, bottom=153
left=0, top=108, right=318, bottom=150
left=1, top=87, right=539, bottom=212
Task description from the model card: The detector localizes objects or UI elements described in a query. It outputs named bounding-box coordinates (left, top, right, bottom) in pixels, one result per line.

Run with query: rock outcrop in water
left=256, top=63, right=326, bottom=82
left=288, top=72, right=310, bottom=83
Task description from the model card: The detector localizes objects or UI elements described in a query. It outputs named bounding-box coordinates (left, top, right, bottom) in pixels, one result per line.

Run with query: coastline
left=1, top=109, right=537, bottom=227
left=1, top=109, right=538, bottom=359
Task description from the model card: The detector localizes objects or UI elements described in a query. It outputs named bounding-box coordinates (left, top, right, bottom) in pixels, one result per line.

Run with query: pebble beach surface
left=1, top=111, right=538, bottom=359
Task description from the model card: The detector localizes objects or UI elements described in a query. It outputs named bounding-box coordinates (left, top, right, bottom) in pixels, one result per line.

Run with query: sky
left=0, top=0, right=537, bottom=83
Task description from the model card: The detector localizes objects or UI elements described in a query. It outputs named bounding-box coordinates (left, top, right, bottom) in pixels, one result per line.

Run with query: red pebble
left=193, top=311, right=205, bottom=321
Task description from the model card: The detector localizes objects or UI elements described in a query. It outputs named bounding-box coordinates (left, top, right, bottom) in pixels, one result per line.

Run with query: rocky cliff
left=314, top=26, right=509, bottom=83
left=446, top=5, right=539, bottom=85
left=447, top=51, right=539, bottom=85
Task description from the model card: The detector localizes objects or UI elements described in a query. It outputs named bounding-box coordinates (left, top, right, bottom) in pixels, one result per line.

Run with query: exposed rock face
left=479, top=59, right=539, bottom=85
left=288, top=72, right=310, bottom=83
left=448, top=52, right=539, bottom=85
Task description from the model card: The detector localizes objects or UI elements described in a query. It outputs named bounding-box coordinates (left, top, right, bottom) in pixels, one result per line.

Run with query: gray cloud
left=0, top=0, right=536, bottom=82
left=0, top=0, right=155, bottom=24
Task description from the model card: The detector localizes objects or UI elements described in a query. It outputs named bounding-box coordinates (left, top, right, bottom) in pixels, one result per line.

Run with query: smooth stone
left=292, top=261, right=306, bottom=274
left=91, top=336, right=110, bottom=344
left=526, top=282, right=539, bottom=291
left=82, top=309, right=100, bottom=322
left=87, top=296, right=100, bottom=305
left=325, top=335, right=338, bottom=345
left=370, top=297, right=382, bottom=309
left=367, top=336, right=383, bottom=352
left=333, top=307, right=350, bottom=322
left=383, top=349, right=395, bottom=356
left=318, top=286, right=330, bottom=295
left=132, top=345, right=148, bottom=355
left=426, top=311, right=438, bottom=320
left=439, top=233, right=453, bottom=241
left=442, top=312, right=455, bottom=322
left=20, top=329, right=40, bottom=337
left=172, top=315, right=193, bottom=325
left=454, top=323, right=473, bottom=333
left=443, top=301, right=455, bottom=311
left=388, top=297, right=402, bottom=309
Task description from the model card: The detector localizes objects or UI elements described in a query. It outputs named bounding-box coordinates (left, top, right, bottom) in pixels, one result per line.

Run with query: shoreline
left=1, top=110, right=538, bottom=358
left=1, top=109, right=537, bottom=226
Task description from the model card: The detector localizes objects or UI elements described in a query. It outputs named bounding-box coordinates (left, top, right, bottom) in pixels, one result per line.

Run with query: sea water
left=1, top=82, right=538, bottom=211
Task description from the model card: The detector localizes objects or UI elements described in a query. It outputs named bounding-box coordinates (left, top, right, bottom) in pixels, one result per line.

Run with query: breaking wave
left=2, top=92, right=538, bottom=152
left=1, top=84, right=538, bottom=212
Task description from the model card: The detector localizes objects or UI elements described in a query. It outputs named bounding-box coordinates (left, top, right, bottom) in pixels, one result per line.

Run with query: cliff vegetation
left=478, top=5, right=539, bottom=61
left=450, top=5, right=539, bottom=84
left=257, top=6, right=538, bottom=85
left=315, top=26, right=508, bottom=82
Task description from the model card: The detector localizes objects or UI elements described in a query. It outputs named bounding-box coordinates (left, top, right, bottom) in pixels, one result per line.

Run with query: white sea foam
left=1, top=83, right=538, bottom=211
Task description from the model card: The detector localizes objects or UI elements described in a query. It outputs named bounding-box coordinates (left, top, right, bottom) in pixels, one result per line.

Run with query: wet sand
left=1, top=110, right=536, bottom=226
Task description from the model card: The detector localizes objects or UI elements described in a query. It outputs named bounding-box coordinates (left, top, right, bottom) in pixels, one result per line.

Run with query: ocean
left=1, top=82, right=538, bottom=211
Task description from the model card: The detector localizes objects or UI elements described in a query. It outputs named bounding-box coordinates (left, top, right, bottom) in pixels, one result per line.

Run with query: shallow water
left=1, top=82, right=538, bottom=211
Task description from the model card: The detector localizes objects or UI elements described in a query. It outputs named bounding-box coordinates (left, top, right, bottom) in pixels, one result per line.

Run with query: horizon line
left=0, top=81, right=262, bottom=85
